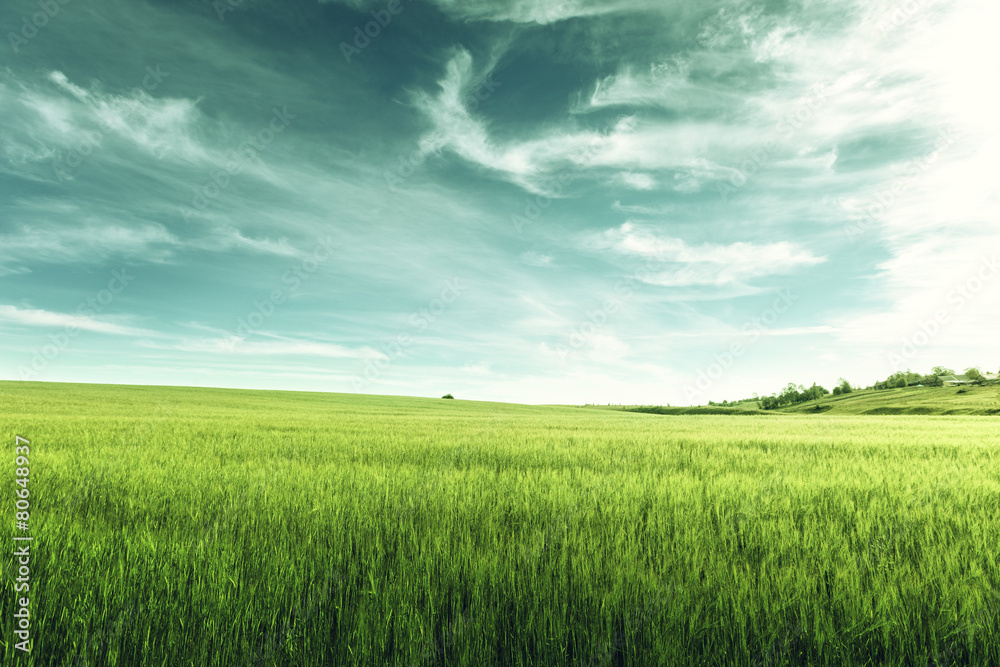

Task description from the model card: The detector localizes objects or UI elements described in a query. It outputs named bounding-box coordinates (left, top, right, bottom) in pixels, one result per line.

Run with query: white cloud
left=0, top=221, right=178, bottom=266
left=325, top=0, right=685, bottom=24
left=415, top=50, right=664, bottom=195
left=28, top=70, right=204, bottom=163
left=0, top=69, right=301, bottom=191
left=0, top=266, right=32, bottom=277
left=588, top=222, right=825, bottom=287
left=610, top=201, right=671, bottom=215
left=576, top=61, right=737, bottom=114
left=195, top=228, right=306, bottom=258
left=609, top=171, right=657, bottom=190
left=413, top=48, right=827, bottom=197
left=424, top=0, right=669, bottom=24
left=409, top=1, right=985, bottom=206
left=0, top=305, right=156, bottom=336
left=823, top=0, right=1000, bottom=368
left=663, top=325, right=839, bottom=338
left=146, top=336, right=387, bottom=360
left=0, top=220, right=306, bottom=269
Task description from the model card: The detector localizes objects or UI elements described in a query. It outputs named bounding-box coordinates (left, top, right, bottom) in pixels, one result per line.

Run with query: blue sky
left=2, top=0, right=997, bottom=404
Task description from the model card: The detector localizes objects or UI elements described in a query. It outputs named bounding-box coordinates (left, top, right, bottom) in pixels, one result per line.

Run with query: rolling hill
left=610, top=384, right=1000, bottom=416
left=776, top=383, right=1000, bottom=415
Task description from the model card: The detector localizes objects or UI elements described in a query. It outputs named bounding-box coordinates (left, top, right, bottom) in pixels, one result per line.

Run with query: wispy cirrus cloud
left=328, top=0, right=683, bottom=24
left=2, top=69, right=203, bottom=180
left=143, top=335, right=387, bottom=360
left=0, top=221, right=307, bottom=270
left=608, top=171, right=657, bottom=191
left=574, top=61, right=739, bottom=115
left=0, top=304, right=156, bottom=337
left=611, top=201, right=676, bottom=216
left=0, top=221, right=178, bottom=267
left=585, top=222, right=825, bottom=288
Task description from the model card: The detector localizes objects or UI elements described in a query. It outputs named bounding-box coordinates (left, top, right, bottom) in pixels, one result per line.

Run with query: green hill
left=775, top=384, right=1000, bottom=415
left=604, top=384, right=1000, bottom=416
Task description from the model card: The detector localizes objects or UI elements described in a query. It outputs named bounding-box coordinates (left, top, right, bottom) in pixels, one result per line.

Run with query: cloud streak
left=586, top=223, right=825, bottom=287
left=0, top=305, right=154, bottom=337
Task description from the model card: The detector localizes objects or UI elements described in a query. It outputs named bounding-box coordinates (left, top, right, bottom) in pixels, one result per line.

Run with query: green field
left=2, top=381, right=1000, bottom=666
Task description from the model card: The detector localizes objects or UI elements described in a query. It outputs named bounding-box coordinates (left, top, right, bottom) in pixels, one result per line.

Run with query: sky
left=1, top=0, right=998, bottom=405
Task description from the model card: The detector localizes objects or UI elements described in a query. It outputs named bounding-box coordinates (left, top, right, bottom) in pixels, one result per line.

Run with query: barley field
left=2, top=381, right=999, bottom=666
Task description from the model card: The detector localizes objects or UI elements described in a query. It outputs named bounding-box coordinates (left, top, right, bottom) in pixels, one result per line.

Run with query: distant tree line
left=716, top=365, right=998, bottom=410
left=869, top=366, right=994, bottom=390
left=755, top=379, right=852, bottom=410
left=712, top=378, right=850, bottom=410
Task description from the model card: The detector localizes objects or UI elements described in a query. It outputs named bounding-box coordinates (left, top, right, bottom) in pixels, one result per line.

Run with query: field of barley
left=2, top=380, right=999, bottom=666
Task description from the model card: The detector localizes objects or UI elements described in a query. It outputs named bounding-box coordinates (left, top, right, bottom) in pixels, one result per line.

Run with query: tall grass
left=1, top=381, right=998, bottom=665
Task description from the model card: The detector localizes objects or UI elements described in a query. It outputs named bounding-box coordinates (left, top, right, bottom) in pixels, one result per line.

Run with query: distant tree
left=837, top=378, right=853, bottom=394
left=441, top=394, right=455, bottom=399
left=777, top=383, right=803, bottom=406
left=932, top=366, right=955, bottom=376
left=917, top=373, right=943, bottom=387
left=886, top=371, right=908, bottom=388
left=801, top=383, right=829, bottom=402
left=832, top=386, right=842, bottom=396
left=965, top=367, right=983, bottom=382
